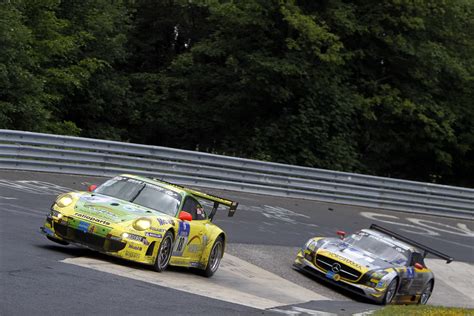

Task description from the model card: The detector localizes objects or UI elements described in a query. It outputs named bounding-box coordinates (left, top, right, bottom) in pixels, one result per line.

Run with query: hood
left=319, top=239, right=394, bottom=271
left=73, top=193, right=169, bottom=224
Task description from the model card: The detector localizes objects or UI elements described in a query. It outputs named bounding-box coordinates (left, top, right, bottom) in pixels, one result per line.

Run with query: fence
left=0, top=129, right=472, bottom=219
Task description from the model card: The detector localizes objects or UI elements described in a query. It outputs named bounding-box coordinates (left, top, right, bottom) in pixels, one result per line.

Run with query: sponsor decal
left=88, top=225, right=96, bottom=234
left=125, top=233, right=149, bottom=245
left=188, top=244, right=201, bottom=253
left=157, top=218, right=175, bottom=226
left=82, top=196, right=111, bottom=203
left=150, top=227, right=166, bottom=232
left=172, top=222, right=191, bottom=256
left=86, top=205, right=120, bottom=220
left=74, top=213, right=110, bottom=226
left=78, top=221, right=91, bottom=233
left=190, top=262, right=201, bottom=268
left=376, top=281, right=386, bottom=289
left=125, top=251, right=140, bottom=259
left=123, top=205, right=144, bottom=213
left=42, top=227, right=54, bottom=236
left=145, top=232, right=162, bottom=239
left=326, top=252, right=363, bottom=270
left=407, top=267, right=415, bottom=279
left=178, top=222, right=190, bottom=237
left=128, top=244, right=142, bottom=251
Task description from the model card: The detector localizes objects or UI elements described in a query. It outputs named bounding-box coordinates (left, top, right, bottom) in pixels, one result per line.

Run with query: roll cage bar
left=370, top=224, right=453, bottom=263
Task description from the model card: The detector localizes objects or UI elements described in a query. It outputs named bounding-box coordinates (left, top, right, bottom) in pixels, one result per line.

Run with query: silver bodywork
left=294, top=229, right=435, bottom=304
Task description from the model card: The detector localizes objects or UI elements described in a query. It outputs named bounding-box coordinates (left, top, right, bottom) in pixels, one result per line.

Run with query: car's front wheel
left=201, top=237, right=224, bottom=277
left=382, top=278, right=398, bottom=305
left=418, top=280, right=434, bottom=305
left=153, top=231, right=173, bottom=272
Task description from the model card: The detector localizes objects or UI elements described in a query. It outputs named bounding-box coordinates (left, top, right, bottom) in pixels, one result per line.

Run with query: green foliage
left=1, top=0, right=473, bottom=187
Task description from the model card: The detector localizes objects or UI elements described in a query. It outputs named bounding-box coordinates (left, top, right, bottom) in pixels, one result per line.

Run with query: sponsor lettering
left=150, top=227, right=166, bottom=232
left=128, top=244, right=142, bottom=251
left=85, top=205, right=119, bottom=220
left=188, top=244, right=201, bottom=253
left=145, top=232, right=162, bottom=239
left=125, top=251, right=140, bottom=259
left=326, top=252, right=363, bottom=270
left=157, top=218, right=175, bottom=226
left=74, top=213, right=110, bottom=226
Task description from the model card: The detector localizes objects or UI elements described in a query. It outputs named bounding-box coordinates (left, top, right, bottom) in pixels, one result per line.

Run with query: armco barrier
left=0, top=129, right=473, bottom=219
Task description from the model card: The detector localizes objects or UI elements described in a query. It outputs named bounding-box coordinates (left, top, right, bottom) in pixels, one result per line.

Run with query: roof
left=361, top=228, right=417, bottom=253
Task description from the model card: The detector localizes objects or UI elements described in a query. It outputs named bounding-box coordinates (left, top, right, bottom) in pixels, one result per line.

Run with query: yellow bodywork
left=41, top=175, right=237, bottom=272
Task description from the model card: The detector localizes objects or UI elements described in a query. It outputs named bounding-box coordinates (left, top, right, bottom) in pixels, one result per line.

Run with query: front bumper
left=41, top=215, right=157, bottom=265
left=293, top=250, right=385, bottom=303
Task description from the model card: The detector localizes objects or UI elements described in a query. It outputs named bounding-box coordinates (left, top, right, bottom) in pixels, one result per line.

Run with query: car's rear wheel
left=201, top=237, right=224, bottom=277
left=418, top=280, right=434, bottom=305
left=382, top=278, right=398, bottom=305
left=153, top=231, right=173, bottom=272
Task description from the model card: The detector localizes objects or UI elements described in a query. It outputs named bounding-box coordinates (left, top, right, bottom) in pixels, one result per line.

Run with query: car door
left=398, top=252, right=427, bottom=295
left=410, top=252, right=430, bottom=294
left=171, top=197, right=206, bottom=266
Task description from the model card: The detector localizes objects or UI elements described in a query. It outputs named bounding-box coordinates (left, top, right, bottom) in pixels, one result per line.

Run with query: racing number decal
left=173, top=222, right=190, bottom=256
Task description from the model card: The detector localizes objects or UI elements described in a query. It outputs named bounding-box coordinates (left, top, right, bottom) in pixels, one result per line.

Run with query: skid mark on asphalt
left=426, top=259, right=474, bottom=308
left=62, top=253, right=328, bottom=310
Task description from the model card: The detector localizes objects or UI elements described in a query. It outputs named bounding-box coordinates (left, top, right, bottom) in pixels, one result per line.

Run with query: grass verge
left=373, top=305, right=474, bottom=316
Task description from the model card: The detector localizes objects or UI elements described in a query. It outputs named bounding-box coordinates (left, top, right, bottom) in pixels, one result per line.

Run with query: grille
left=53, top=222, right=126, bottom=252
left=302, top=266, right=366, bottom=296
left=315, top=254, right=362, bottom=281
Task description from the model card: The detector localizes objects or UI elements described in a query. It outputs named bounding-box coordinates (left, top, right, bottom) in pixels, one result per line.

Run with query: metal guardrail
left=0, top=129, right=473, bottom=219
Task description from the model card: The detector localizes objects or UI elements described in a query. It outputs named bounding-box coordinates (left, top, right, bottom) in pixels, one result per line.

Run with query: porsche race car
left=294, top=224, right=453, bottom=304
left=41, top=174, right=238, bottom=277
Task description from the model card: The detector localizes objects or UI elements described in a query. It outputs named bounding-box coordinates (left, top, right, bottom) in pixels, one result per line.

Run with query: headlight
left=50, top=210, right=63, bottom=219
left=56, top=194, right=73, bottom=208
left=304, top=238, right=323, bottom=251
left=133, top=218, right=151, bottom=231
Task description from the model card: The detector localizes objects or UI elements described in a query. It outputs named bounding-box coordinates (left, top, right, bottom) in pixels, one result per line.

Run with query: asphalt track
left=0, top=170, right=473, bottom=315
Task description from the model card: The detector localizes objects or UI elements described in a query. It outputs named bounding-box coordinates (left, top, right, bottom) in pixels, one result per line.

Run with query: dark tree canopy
left=1, top=0, right=473, bottom=187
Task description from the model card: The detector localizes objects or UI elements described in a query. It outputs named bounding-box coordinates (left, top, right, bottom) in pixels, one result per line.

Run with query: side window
left=182, top=197, right=206, bottom=220
left=410, top=252, right=425, bottom=266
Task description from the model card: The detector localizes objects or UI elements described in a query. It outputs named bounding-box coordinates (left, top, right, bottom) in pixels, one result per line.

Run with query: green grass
left=373, top=305, right=474, bottom=316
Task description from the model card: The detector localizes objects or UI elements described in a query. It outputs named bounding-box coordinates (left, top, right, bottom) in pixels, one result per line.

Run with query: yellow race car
left=41, top=174, right=238, bottom=277
left=294, top=224, right=453, bottom=304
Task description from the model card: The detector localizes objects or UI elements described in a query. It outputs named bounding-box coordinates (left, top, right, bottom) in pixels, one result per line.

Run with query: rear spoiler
left=150, top=177, right=238, bottom=218
left=370, top=224, right=453, bottom=263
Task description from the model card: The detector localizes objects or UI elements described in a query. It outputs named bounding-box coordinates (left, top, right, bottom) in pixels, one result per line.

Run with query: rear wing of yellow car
left=370, top=224, right=453, bottom=263
left=150, top=177, right=238, bottom=218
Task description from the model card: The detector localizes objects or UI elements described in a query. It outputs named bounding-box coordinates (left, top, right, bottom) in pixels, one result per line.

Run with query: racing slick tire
left=201, top=237, right=224, bottom=278
left=153, top=231, right=174, bottom=272
left=382, top=278, right=398, bottom=305
left=418, top=280, right=434, bottom=305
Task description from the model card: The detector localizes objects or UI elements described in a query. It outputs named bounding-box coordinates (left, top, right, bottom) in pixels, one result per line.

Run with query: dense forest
left=1, top=0, right=473, bottom=187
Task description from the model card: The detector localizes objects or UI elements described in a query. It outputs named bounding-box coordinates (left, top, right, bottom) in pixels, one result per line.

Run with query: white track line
left=63, top=253, right=328, bottom=309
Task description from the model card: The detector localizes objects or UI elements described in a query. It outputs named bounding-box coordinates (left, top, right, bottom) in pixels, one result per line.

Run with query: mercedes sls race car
left=41, top=174, right=238, bottom=277
left=294, top=224, right=453, bottom=305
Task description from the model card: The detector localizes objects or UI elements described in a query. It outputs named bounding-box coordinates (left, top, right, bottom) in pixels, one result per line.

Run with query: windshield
left=344, top=231, right=410, bottom=266
left=95, top=176, right=182, bottom=216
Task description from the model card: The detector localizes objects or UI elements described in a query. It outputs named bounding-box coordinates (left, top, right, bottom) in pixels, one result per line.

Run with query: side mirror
left=336, top=230, right=346, bottom=239
left=178, top=211, right=192, bottom=222
left=414, top=262, right=424, bottom=270
left=88, top=184, right=97, bottom=192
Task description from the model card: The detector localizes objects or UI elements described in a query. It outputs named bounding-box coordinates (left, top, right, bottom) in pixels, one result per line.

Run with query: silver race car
left=294, top=224, right=453, bottom=305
